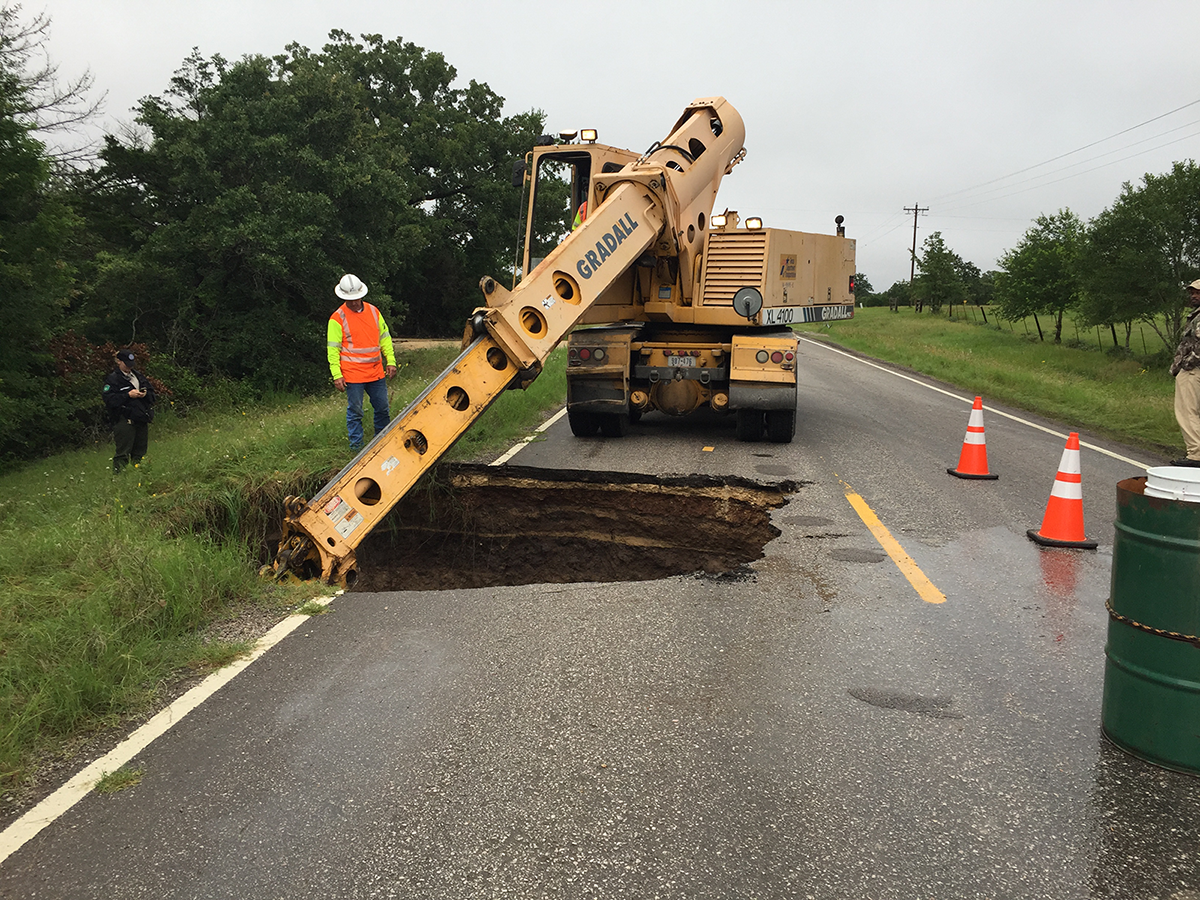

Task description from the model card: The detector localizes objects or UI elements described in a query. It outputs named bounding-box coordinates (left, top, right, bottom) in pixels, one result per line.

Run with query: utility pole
left=904, top=203, right=928, bottom=311
left=905, top=203, right=929, bottom=282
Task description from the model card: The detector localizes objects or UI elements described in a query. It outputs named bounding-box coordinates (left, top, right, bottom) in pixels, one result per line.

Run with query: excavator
left=264, top=97, right=856, bottom=586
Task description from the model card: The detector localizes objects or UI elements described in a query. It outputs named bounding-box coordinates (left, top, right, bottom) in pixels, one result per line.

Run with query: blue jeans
left=345, top=378, right=390, bottom=449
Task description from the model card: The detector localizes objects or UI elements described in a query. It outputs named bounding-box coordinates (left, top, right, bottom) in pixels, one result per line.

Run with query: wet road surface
left=1, top=336, right=1198, bottom=899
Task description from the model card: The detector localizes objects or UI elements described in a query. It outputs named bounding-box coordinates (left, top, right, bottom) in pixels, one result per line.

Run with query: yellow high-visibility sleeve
left=327, top=318, right=345, bottom=379
left=378, top=313, right=396, bottom=367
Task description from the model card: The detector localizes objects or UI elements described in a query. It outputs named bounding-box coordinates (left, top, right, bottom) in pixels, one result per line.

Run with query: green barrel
left=1102, top=477, right=1200, bottom=774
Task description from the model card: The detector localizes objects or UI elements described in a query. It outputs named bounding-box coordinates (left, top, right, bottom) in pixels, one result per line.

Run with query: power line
left=941, top=127, right=1200, bottom=214
left=854, top=209, right=909, bottom=245
left=930, top=96, right=1200, bottom=205
left=939, top=118, right=1200, bottom=213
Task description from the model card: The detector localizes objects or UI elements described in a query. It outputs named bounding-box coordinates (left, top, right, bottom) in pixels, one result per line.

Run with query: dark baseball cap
left=115, top=349, right=135, bottom=364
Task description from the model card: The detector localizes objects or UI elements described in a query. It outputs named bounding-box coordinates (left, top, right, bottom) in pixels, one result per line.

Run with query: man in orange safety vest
left=327, top=273, right=397, bottom=451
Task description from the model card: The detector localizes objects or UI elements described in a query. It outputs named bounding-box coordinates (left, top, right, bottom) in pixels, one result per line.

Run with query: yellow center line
left=842, top=486, right=947, bottom=605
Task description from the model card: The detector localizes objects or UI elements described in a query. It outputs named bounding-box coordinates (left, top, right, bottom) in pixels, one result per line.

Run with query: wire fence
left=941, top=304, right=1173, bottom=358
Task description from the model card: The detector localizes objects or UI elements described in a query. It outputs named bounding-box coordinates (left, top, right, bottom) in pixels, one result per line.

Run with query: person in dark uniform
left=103, top=349, right=155, bottom=473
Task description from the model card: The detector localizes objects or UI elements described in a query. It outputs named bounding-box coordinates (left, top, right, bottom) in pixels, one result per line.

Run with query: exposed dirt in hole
left=351, top=464, right=799, bottom=592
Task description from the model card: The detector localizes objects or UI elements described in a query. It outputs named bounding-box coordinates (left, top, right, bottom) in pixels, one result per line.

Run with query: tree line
left=854, top=162, right=1200, bottom=352
left=1, top=5, right=552, bottom=468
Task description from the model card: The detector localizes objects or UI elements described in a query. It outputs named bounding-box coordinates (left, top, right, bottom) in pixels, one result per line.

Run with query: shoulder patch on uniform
left=103, top=384, right=110, bottom=391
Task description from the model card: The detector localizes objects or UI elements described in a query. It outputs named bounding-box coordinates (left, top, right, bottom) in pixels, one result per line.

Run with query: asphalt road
left=2, top=336, right=1198, bottom=899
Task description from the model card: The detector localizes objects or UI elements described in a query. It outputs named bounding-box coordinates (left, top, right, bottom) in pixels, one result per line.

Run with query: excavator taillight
left=571, top=347, right=605, bottom=363
left=770, top=351, right=784, bottom=364
left=785, top=351, right=795, bottom=362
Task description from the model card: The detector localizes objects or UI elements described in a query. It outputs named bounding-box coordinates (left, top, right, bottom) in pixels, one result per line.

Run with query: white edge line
left=490, top=407, right=568, bottom=466
left=799, top=336, right=1154, bottom=469
left=0, top=594, right=339, bottom=867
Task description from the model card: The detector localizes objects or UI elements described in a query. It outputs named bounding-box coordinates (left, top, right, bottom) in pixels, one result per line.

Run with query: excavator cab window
left=525, top=152, right=592, bottom=277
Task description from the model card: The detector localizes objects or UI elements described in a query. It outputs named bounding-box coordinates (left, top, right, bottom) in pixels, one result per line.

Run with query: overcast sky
left=30, top=0, right=1200, bottom=290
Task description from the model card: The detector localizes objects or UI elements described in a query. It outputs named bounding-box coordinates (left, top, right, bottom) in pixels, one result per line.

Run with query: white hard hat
left=336, top=273, right=369, bottom=300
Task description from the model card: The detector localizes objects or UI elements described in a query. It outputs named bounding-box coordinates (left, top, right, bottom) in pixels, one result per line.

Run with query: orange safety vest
left=330, top=302, right=387, bottom=382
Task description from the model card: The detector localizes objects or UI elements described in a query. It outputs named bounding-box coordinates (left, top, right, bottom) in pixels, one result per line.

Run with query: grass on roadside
left=798, top=307, right=1178, bottom=455
left=0, top=343, right=568, bottom=794
left=94, top=766, right=144, bottom=795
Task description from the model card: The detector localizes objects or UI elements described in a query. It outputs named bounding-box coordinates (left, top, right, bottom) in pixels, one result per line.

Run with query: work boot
left=1169, top=457, right=1200, bottom=467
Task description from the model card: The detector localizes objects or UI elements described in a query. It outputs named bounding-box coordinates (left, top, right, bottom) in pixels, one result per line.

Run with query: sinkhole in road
left=350, top=464, right=797, bottom=591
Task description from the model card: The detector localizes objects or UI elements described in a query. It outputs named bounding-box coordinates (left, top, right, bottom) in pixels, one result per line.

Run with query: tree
left=994, top=210, right=1084, bottom=343
left=1078, top=161, right=1200, bottom=351
left=0, top=5, right=80, bottom=465
left=853, top=272, right=873, bottom=302
left=912, top=232, right=967, bottom=314
left=316, top=32, right=546, bottom=337
left=976, top=270, right=998, bottom=307
left=0, top=3, right=103, bottom=168
left=77, top=34, right=549, bottom=390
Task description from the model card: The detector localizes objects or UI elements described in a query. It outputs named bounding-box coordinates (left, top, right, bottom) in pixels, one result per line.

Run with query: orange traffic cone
left=948, top=396, right=998, bottom=480
left=1027, top=432, right=1098, bottom=549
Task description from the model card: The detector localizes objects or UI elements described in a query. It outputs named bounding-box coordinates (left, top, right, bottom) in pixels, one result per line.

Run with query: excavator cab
left=520, top=140, right=639, bottom=281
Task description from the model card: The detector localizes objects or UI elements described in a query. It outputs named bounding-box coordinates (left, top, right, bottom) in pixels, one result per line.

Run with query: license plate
left=668, top=356, right=695, bottom=368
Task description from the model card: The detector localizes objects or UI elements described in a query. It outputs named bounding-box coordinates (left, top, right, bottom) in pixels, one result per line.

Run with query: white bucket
left=1144, top=466, right=1200, bottom=503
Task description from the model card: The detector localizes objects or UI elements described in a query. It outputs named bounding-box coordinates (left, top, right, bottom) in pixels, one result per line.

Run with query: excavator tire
left=766, top=409, right=796, bottom=443
left=599, top=413, right=630, bottom=438
left=736, top=409, right=764, bottom=442
left=568, top=408, right=600, bottom=437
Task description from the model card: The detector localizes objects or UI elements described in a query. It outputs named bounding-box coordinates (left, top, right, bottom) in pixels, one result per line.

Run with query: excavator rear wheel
left=599, top=413, right=630, bottom=438
left=568, top=408, right=600, bottom=437
left=766, top=409, right=796, bottom=443
left=736, top=409, right=764, bottom=442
